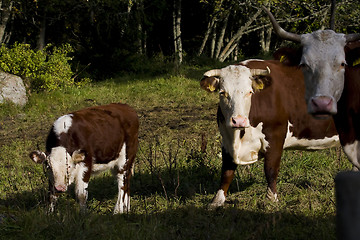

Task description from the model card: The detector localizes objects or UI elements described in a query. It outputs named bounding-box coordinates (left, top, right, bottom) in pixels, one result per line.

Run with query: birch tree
left=0, top=0, right=13, bottom=44
left=173, top=0, right=182, bottom=65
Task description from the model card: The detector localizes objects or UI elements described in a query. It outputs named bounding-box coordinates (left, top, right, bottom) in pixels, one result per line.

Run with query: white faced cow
left=264, top=8, right=360, bottom=170
left=201, top=60, right=339, bottom=207
left=263, top=7, right=360, bottom=117
left=29, top=103, right=139, bottom=214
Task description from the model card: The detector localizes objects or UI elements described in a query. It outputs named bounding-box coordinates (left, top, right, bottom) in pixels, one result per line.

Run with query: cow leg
left=114, top=143, right=130, bottom=214
left=48, top=193, right=58, bottom=213
left=262, top=125, right=287, bottom=202
left=210, top=147, right=237, bottom=208
left=74, top=162, right=89, bottom=213
left=263, top=139, right=284, bottom=202
left=48, top=182, right=57, bottom=213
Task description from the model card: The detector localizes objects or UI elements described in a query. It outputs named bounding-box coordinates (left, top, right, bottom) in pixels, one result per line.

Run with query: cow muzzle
left=230, top=115, right=249, bottom=128
left=54, top=184, right=67, bottom=193
left=309, top=96, right=337, bottom=118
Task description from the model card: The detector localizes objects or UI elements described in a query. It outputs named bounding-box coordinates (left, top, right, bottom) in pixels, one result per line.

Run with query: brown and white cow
left=201, top=60, right=339, bottom=207
left=263, top=7, right=360, bottom=118
left=274, top=44, right=360, bottom=170
left=29, top=103, right=139, bottom=214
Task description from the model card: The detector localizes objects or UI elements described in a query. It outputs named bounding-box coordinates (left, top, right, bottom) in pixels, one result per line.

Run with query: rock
left=0, top=72, right=27, bottom=106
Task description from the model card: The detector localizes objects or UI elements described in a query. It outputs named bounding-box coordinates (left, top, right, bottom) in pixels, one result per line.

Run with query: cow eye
left=299, top=63, right=310, bottom=70
left=341, top=62, right=346, bottom=67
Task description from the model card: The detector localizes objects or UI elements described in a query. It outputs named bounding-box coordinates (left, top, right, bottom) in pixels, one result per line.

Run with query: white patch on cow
left=220, top=121, right=269, bottom=165
left=300, top=31, right=347, bottom=109
left=209, top=189, right=226, bottom=208
left=343, top=141, right=360, bottom=169
left=48, top=146, right=72, bottom=191
left=114, top=144, right=128, bottom=214
left=283, top=122, right=340, bottom=150
left=53, top=114, right=73, bottom=136
left=74, top=163, right=89, bottom=210
left=217, top=65, right=255, bottom=128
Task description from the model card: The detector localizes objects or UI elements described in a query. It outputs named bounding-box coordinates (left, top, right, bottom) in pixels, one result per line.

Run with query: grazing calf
left=201, top=60, right=339, bottom=207
left=29, top=103, right=139, bottom=214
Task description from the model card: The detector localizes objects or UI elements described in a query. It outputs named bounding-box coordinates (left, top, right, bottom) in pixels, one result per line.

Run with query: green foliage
left=0, top=43, right=89, bottom=91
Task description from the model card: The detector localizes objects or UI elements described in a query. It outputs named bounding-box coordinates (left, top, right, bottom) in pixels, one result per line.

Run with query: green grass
left=0, top=65, right=352, bottom=239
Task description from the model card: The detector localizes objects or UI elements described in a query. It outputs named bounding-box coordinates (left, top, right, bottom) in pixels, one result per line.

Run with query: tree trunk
left=37, top=13, right=46, bottom=50
left=214, top=12, right=229, bottom=59
left=260, top=26, right=272, bottom=53
left=0, top=0, right=13, bottom=44
left=173, top=0, right=182, bottom=65
left=330, top=0, right=336, bottom=30
left=218, top=8, right=262, bottom=62
left=198, top=17, right=216, bottom=57
left=210, top=22, right=217, bottom=58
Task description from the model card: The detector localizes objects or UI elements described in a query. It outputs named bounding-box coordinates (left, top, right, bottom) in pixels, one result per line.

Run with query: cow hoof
left=208, top=190, right=226, bottom=209
left=266, top=187, right=279, bottom=202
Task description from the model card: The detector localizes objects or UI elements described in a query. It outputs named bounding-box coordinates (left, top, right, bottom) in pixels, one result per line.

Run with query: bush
left=0, top=43, right=89, bottom=91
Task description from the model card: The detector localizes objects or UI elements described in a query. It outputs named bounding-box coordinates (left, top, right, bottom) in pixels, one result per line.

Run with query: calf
left=29, top=103, right=139, bottom=214
left=201, top=60, right=339, bottom=207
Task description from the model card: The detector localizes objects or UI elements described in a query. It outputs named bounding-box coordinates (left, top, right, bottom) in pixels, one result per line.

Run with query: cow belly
left=283, top=123, right=340, bottom=150
left=92, top=144, right=127, bottom=174
left=220, top=122, right=269, bottom=165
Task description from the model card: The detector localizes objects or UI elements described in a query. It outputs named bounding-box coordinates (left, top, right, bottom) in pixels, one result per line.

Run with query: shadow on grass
left=0, top=161, right=261, bottom=212
left=0, top=200, right=336, bottom=240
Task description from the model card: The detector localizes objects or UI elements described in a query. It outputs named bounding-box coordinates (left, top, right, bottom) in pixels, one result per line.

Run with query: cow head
left=264, top=7, right=360, bottom=118
left=29, top=148, right=86, bottom=193
left=201, top=65, right=270, bottom=128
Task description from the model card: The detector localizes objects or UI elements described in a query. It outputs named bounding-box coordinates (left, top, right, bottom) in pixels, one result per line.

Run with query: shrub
left=0, top=43, right=89, bottom=91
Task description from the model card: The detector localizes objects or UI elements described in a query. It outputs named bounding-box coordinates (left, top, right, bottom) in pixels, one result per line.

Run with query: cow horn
left=262, top=7, right=301, bottom=43
left=250, top=67, right=270, bottom=76
left=345, top=33, right=360, bottom=43
left=204, top=69, right=222, bottom=77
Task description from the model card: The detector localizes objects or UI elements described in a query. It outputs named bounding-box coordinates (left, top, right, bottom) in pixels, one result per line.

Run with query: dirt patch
left=0, top=103, right=219, bottom=150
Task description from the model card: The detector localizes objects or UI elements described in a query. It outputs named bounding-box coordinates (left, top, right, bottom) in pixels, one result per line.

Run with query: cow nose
left=310, top=96, right=336, bottom=115
left=231, top=116, right=248, bottom=128
left=55, top=184, right=67, bottom=192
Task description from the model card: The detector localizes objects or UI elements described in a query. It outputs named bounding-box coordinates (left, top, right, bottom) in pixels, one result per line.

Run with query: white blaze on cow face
left=300, top=31, right=346, bottom=116
left=54, top=114, right=73, bottom=136
left=217, top=65, right=255, bottom=128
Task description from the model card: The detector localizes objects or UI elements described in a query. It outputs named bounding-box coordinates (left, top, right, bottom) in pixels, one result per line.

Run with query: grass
left=0, top=65, right=352, bottom=239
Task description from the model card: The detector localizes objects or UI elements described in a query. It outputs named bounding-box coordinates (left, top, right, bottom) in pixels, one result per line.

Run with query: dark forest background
left=0, top=0, right=359, bottom=79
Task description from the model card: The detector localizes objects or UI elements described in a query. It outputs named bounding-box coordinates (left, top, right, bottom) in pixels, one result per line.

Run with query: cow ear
left=252, top=76, right=272, bottom=92
left=200, top=76, right=220, bottom=92
left=72, top=150, right=85, bottom=163
left=273, top=47, right=302, bottom=66
left=29, top=151, right=47, bottom=164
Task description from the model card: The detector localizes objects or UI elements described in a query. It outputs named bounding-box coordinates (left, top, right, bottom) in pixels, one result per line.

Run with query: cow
left=274, top=44, right=360, bottom=170
left=263, top=7, right=360, bottom=118
left=201, top=60, right=339, bottom=207
left=29, top=103, right=139, bottom=214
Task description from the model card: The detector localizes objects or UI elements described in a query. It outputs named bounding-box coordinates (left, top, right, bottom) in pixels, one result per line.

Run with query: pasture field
left=0, top=66, right=352, bottom=239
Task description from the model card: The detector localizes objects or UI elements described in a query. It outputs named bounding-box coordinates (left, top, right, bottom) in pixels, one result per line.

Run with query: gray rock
left=0, top=72, right=27, bottom=106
